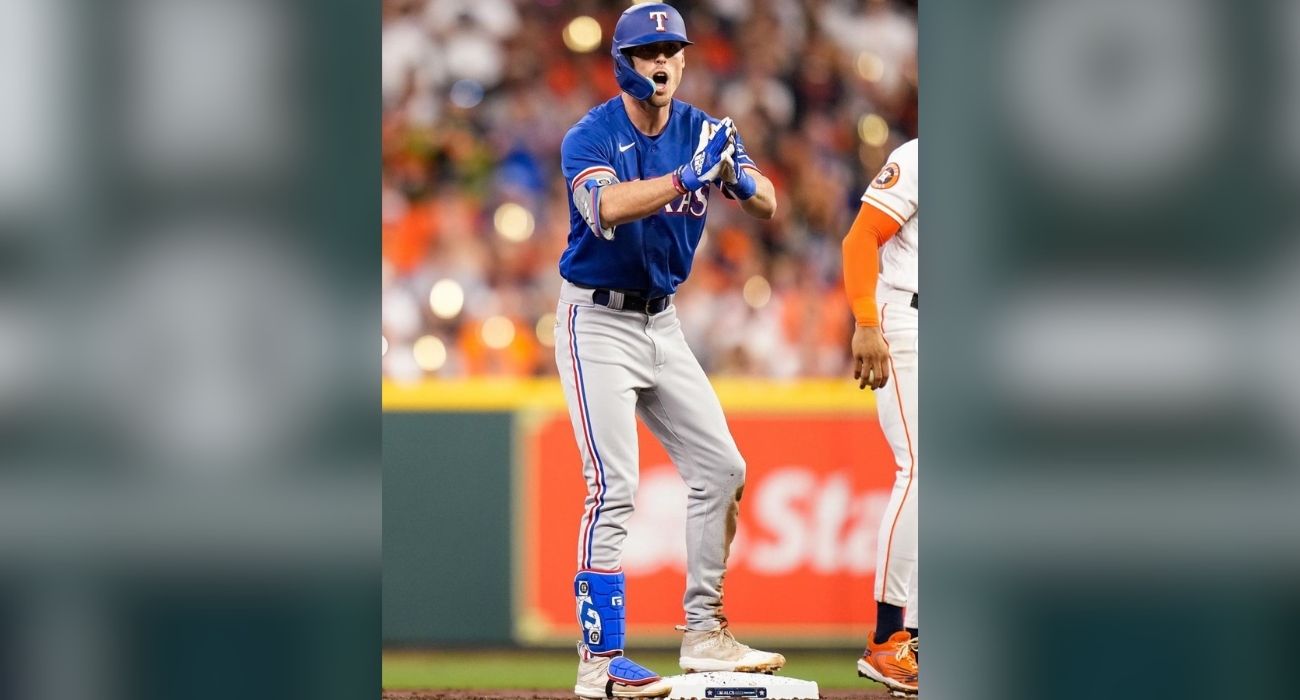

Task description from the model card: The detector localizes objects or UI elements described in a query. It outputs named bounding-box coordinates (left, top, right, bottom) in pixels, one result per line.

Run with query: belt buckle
left=606, top=290, right=626, bottom=311
left=596, top=288, right=669, bottom=314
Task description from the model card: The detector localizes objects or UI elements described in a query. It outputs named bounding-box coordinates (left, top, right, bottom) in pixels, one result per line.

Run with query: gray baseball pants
left=555, top=280, right=745, bottom=631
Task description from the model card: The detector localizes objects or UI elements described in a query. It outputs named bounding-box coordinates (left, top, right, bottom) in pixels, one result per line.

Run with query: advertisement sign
left=516, top=409, right=898, bottom=644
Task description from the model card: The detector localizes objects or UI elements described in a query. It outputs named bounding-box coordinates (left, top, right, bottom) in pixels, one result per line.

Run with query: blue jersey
left=559, top=97, right=756, bottom=298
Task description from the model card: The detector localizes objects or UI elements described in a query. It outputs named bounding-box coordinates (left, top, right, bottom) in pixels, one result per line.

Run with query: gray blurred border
left=924, top=1, right=1300, bottom=698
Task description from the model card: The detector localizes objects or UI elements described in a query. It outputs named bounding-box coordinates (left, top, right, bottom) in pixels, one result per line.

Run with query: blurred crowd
left=382, top=0, right=917, bottom=380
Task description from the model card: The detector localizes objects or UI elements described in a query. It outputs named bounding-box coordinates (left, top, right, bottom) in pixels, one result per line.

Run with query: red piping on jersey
left=571, top=166, right=616, bottom=192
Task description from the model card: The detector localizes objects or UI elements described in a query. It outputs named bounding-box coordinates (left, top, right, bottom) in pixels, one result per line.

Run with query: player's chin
left=651, top=85, right=675, bottom=105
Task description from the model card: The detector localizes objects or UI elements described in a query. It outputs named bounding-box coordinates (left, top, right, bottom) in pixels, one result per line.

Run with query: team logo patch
left=871, top=162, right=901, bottom=190
left=578, top=581, right=590, bottom=596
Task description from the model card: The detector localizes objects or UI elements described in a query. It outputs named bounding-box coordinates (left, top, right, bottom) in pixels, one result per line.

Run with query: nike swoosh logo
left=619, top=142, right=635, bottom=152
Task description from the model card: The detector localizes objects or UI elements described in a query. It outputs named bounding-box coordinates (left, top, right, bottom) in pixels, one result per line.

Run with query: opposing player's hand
left=677, top=118, right=735, bottom=192
left=851, top=325, right=891, bottom=390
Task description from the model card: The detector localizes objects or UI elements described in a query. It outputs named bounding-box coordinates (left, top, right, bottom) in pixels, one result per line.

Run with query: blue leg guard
left=608, top=656, right=660, bottom=684
left=575, top=571, right=625, bottom=654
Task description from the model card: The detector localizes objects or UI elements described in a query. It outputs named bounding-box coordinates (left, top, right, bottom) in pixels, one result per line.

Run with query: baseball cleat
left=678, top=626, right=786, bottom=674
left=575, top=646, right=671, bottom=699
left=856, top=630, right=918, bottom=695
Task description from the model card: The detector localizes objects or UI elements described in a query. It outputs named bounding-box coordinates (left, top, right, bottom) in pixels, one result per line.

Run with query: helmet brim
left=614, top=33, right=693, bottom=53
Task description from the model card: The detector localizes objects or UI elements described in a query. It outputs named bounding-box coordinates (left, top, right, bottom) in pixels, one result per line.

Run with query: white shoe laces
left=896, top=637, right=919, bottom=664
left=716, top=627, right=749, bottom=651
left=678, top=626, right=753, bottom=654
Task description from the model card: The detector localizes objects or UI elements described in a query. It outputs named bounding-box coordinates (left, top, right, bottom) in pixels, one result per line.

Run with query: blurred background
left=380, top=0, right=917, bottom=694
left=381, top=0, right=917, bottom=380
left=1, top=1, right=377, bottom=699
left=13, top=0, right=1291, bottom=697
left=922, top=0, right=1300, bottom=699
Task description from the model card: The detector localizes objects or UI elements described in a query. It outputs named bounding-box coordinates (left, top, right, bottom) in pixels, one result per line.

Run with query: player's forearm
left=597, top=176, right=683, bottom=227
left=737, top=171, right=776, bottom=219
left=842, top=202, right=900, bottom=327
left=842, top=223, right=881, bottom=327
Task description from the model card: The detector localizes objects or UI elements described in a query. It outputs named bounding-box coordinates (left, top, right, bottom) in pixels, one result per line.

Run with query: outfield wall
left=383, top=379, right=894, bottom=647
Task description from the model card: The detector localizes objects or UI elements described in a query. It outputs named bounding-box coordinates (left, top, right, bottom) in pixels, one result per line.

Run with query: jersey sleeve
left=861, top=140, right=917, bottom=225
left=561, top=125, right=616, bottom=192
left=734, top=131, right=760, bottom=173
left=720, top=114, right=759, bottom=173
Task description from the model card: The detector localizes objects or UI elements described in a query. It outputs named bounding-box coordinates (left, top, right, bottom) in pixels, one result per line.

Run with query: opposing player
left=555, top=4, right=783, bottom=698
left=841, top=138, right=920, bottom=696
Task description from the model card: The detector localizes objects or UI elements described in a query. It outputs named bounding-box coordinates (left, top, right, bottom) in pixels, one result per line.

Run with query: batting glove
left=675, top=118, right=735, bottom=192
left=719, top=130, right=758, bottom=201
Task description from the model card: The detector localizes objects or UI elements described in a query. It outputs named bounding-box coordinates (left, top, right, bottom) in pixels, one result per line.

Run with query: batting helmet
left=611, top=3, right=692, bottom=101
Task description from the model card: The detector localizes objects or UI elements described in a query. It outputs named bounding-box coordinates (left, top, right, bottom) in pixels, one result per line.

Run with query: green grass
left=383, top=649, right=882, bottom=691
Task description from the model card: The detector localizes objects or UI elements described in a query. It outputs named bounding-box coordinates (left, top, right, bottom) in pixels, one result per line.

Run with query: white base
left=661, top=671, right=819, bottom=700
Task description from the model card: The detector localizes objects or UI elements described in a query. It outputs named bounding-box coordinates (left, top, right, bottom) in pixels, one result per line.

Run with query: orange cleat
left=856, top=630, right=918, bottom=695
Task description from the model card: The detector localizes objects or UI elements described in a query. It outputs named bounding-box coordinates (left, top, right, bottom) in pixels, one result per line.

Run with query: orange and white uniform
left=842, top=138, right=919, bottom=630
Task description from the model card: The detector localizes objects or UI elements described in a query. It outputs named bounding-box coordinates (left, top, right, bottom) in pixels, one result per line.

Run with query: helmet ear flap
left=613, top=49, right=656, bottom=101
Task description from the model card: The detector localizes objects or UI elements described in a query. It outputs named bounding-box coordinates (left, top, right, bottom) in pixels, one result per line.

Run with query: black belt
left=592, top=288, right=671, bottom=315
left=911, top=293, right=919, bottom=309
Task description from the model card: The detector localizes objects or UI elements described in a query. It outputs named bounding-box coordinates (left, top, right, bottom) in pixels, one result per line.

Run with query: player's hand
left=851, top=325, right=891, bottom=390
left=719, top=128, right=758, bottom=200
left=677, top=118, right=735, bottom=192
left=718, top=157, right=737, bottom=187
left=720, top=163, right=758, bottom=200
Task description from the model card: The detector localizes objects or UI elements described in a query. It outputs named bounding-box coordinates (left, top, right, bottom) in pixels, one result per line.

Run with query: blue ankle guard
left=608, top=656, right=659, bottom=684
left=575, top=571, right=625, bottom=654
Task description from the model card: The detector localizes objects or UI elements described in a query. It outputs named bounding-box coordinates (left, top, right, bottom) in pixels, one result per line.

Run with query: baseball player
left=555, top=4, right=784, bottom=698
left=842, top=138, right=920, bottom=696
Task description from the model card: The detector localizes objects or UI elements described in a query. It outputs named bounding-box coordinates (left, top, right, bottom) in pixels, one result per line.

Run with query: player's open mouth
left=652, top=71, right=669, bottom=86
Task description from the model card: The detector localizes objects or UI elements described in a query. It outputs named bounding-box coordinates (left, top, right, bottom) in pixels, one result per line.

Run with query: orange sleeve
left=842, top=202, right=902, bottom=327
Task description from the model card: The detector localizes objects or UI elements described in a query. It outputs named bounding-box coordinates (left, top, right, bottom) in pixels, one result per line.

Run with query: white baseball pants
left=873, top=289, right=919, bottom=629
